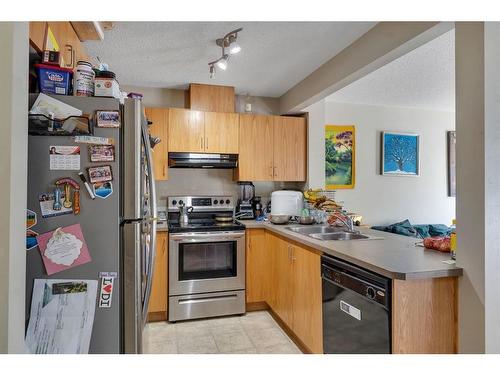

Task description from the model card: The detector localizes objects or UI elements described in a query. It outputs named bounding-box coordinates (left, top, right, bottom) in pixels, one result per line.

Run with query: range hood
left=168, top=152, right=238, bottom=169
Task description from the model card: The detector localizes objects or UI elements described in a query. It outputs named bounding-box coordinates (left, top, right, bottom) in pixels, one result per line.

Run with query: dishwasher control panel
left=321, top=261, right=389, bottom=308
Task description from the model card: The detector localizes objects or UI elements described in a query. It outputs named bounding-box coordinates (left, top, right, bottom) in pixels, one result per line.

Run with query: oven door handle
left=169, top=232, right=245, bottom=242
left=178, top=294, right=238, bottom=305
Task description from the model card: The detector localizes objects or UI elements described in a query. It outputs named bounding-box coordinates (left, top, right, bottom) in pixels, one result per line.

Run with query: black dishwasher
left=322, top=255, right=391, bottom=354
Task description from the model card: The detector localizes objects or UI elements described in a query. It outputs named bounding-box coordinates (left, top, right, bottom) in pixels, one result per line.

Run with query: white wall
left=484, top=21, right=500, bottom=354
left=306, top=100, right=455, bottom=226
left=0, top=22, right=28, bottom=353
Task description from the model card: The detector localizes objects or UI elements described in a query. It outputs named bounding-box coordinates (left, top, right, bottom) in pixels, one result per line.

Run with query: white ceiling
left=325, top=29, right=455, bottom=112
left=84, top=22, right=376, bottom=97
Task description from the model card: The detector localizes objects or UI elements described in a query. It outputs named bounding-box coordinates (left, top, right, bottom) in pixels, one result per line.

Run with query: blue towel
left=372, top=220, right=451, bottom=239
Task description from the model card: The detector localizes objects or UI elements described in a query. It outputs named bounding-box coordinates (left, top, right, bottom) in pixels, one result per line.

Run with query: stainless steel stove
left=167, top=196, right=246, bottom=322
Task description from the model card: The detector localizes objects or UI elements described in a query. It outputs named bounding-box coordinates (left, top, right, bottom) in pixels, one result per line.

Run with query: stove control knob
left=226, top=199, right=230, bottom=204
left=366, top=286, right=376, bottom=300
left=179, top=200, right=184, bottom=205
left=220, top=200, right=224, bottom=204
left=172, top=200, right=177, bottom=206
left=214, top=200, right=218, bottom=205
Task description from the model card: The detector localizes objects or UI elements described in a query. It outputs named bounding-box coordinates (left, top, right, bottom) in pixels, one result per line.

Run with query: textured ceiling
left=84, top=22, right=376, bottom=97
left=326, top=29, right=455, bottom=111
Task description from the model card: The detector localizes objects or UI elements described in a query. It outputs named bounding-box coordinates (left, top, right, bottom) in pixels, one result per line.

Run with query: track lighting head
left=209, top=28, right=243, bottom=77
left=216, top=55, right=229, bottom=70
left=216, top=28, right=243, bottom=54
left=228, top=40, right=241, bottom=55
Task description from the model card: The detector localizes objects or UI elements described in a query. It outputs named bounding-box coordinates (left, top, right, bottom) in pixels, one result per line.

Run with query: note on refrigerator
left=25, top=279, right=98, bottom=354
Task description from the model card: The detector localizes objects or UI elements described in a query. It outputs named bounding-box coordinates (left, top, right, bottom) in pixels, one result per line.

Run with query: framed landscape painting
left=381, top=132, right=419, bottom=176
left=325, top=125, right=355, bottom=189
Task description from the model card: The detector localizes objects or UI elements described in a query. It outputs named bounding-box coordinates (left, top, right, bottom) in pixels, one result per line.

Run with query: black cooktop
left=168, top=219, right=246, bottom=233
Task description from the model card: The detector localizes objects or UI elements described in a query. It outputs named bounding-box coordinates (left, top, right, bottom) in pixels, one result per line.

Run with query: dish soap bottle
left=450, top=219, right=457, bottom=260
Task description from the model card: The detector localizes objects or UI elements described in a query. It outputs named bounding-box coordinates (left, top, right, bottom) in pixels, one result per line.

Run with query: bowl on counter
left=298, top=216, right=316, bottom=225
left=269, top=214, right=292, bottom=225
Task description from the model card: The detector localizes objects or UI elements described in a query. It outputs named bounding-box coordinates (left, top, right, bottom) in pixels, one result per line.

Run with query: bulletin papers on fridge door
left=25, top=279, right=98, bottom=354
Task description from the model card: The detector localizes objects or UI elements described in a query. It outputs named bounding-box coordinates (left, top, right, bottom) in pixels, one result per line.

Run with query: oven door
left=169, top=231, right=245, bottom=295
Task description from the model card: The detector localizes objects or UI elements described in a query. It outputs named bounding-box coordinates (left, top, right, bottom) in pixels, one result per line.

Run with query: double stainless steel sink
left=286, top=225, right=381, bottom=241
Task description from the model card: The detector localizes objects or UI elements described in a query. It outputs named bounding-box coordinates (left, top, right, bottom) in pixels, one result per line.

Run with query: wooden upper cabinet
left=189, top=83, right=235, bottom=112
left=168, top=108, right=205, bottom=152
left=236, top=114, right=274, bottom=181
left=148, top=232, right=168, bottom=320
left=145, top=107, right=169, bottom=180
left=29, top=22, right=47, bottom=53
left=273, top=116, right=307, bottom=181
left=46, top=22, right=88, bottom=69
left=236, top=114, right=307, bottom=182
left=204, top=112, right=239, bottom=154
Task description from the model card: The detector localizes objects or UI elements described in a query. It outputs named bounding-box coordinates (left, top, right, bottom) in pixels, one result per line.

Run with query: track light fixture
left=208, top=28, right=243, bottom=78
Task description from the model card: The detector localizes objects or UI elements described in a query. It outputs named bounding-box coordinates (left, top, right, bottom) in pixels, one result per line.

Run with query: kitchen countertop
left=239, top=220, right=463, bottom=280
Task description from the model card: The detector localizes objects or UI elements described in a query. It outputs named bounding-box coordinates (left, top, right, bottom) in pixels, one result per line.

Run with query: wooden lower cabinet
left=246, top=229, right=458, bottom=354
left=247, top=230, right=322, bottom=353
left=269, top=233, right=294, bottom=328
left=290, top=242, right=323, bottom=354
left=148, top=232, right=168, bottom=321
left=246, top=229, right=270, bottom=304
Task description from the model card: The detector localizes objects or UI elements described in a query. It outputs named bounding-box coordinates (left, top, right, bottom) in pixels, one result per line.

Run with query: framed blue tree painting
left=381, top=132, right=419, bottom=176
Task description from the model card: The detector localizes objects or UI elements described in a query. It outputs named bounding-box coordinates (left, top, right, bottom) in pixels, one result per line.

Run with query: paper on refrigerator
left=25, top=279, right=98, bottom=354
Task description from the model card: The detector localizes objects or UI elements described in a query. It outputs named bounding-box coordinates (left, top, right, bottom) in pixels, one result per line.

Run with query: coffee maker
left=236, top=181, right=255, bottom=219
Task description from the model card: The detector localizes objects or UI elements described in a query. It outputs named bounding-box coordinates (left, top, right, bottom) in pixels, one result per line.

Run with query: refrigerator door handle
left=141, top=119, right=157, bottom=325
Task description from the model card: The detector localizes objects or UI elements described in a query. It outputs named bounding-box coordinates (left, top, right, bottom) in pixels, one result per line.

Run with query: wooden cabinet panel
left=392, top=277, right=458, bottom=353
left=189, top=83, right=235, bottom=112
left=236, top=114, right=274, bottom=181
left=204, top=112, right=239, bottom=154
left=29, top=22, right=47, bottom=53
left=149, top=232, right=168, bottom=318
left=265, top=232, right=322, bottom=353
left=246, top=229, right=269, bottom=303
left=47, top=22, right=87, bottom=69
left=273, top=116, right=307, bottom=181
left=268, top=233, right=294, bottom=328
left=168, top=108, right=205, bottom=152
left=290, top=244, right=323, bottom=354
left=145, top=107, right=169, bottom=180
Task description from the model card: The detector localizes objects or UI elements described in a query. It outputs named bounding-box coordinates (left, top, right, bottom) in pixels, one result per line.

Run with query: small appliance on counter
left=252, top=196, right=263, bottom=218
left=270, top=190, right=304, bottom=217
left=236, top=181, right=255, bottom=219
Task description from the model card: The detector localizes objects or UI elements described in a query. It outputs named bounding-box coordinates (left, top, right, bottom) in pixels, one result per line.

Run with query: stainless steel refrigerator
left=26, top=95, right=157, bottom=354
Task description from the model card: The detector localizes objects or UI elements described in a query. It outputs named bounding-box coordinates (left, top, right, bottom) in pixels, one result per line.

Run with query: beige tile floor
left=143, top=311, right=302, bottom=354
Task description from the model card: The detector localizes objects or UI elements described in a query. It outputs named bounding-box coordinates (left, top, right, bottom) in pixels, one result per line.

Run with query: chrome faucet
left=334, top=212, right=356, bottom=233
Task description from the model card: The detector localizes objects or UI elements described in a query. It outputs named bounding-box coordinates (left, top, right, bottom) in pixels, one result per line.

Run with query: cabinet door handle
left=273, top=166, right=277, bottom=177
left=201, top=137, right=203, bottom=149
left=64, top=44, right=74, bottom=68
left=206, top=137, right=208, bottom=150
left=163, top=164, right=167, bottom=177
left=269, top=166, right=273, bottom=178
